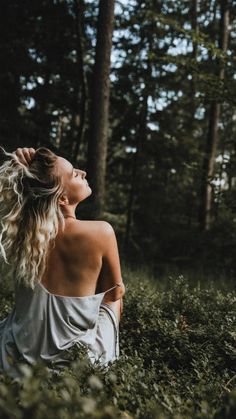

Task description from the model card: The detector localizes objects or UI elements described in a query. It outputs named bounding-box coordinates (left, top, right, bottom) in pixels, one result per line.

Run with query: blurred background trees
left=0, top=0, right=236, bottom=278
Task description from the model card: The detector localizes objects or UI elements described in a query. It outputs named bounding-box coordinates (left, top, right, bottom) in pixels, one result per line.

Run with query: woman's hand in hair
left=14, top=147, right=36, bottom=166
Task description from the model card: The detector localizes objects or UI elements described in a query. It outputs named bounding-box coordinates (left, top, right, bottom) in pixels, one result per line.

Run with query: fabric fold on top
left=0, top=280, right=121, bottom=377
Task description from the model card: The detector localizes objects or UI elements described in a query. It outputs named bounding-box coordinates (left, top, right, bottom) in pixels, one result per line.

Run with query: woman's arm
left=98, top=222, right=125, bottom=302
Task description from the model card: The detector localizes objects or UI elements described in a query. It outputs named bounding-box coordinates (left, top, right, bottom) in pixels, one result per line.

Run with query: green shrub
left=0, top=272, right=236, bottom=418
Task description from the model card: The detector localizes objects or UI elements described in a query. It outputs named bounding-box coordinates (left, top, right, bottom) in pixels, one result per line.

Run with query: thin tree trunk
left=215, top=134, right=225, bottom=220
left=200, top=103, right=220, bottom=229
left=36, top=66, right=51, bottom=148
left=228, top=161, right=232, bottom=192
left=86, top=0, right=115, bottom=219
left=190, top=0, right=198, bottom=122
left=199, top=0, right=230, bottom=230
left=123, top=30, right=152, bottom=251
left=123, top=98, right=148, bottom=252
left=188, top=0, right=198, bottom=228
left=72, top=0, right=87, bottom=165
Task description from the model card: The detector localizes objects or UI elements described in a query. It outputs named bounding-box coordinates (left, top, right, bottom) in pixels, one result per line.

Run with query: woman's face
left=56, top=156, right=92, bottom=206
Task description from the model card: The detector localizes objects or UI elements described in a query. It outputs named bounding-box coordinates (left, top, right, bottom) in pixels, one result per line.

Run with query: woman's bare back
left=41, top=219, right=107, bottom=297
left=41, top=219, right=124, bottom=303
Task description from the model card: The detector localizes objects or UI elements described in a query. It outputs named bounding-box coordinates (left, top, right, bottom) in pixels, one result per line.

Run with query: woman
left=0, top=146, right=125, bottom=377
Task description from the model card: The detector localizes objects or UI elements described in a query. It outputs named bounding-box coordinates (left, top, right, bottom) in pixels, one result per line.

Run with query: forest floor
left=0, top=266, right=236, bottom=418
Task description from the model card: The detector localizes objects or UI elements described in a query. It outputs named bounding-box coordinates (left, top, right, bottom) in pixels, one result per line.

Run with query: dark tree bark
left=123, top=97, right=148, bottom=253
left=123, top=29, right=152, bottom=251
left=86, top=0, right=115, bottom=219
left=215, top=132, right=226, bottom=220
left=199, top=0, right=230, bottom=231
left=36, top=66, right=52, bottom=148
left=190, top=0, right=198, bottom=122
left=72, top=0, right=87, bottom=165
left=187, top=0, right=199, bottom=228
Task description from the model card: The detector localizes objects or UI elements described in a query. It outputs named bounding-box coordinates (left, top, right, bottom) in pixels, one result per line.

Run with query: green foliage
left=0, top=272, right=236, bottom=418
left=1, top=0, right=236, bottom=275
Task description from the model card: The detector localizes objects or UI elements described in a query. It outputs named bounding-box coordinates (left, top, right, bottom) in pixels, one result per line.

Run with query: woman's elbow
left=118, top=283, right=125, bottom=298
left=115, top=283, right=126, bottom=301
left=106, top=283, right=126, bottom=302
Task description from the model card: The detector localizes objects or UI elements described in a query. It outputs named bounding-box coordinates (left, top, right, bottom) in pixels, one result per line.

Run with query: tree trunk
left=187, top=0, right=198, bottom=228
left=36, top=66, right=52, bottom=148
left=72, top=0, right=87, bottom=165
left=86, top=0, right=115, bottom=219
left=123, top=98, right=148, bottom=253
left=215, top=133, right=226, bottom=220
left=190, top=0, right=198, bottom=122
left=199, top=0, right=230, bottom=231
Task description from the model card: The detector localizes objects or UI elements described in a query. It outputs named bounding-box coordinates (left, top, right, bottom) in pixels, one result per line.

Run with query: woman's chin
left=85, top=187, right=92, bottom=198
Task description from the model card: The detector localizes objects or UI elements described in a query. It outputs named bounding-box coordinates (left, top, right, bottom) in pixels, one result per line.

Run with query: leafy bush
left=0, top=271, right=236, bottom=418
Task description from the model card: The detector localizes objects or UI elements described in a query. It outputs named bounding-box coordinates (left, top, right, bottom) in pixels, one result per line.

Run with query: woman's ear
left=58, top=194, right=69, bottom=206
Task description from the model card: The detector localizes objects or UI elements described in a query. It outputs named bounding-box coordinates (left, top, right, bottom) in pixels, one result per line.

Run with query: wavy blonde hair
left=0, top=147, right=65, bottom=288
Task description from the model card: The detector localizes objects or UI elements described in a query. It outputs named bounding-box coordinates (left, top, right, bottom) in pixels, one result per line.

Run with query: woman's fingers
left=28, top=148, right=36, bottom=162
left=14, top=148, right=28, bottom=165
left=14, top=147, right=36, bottom=165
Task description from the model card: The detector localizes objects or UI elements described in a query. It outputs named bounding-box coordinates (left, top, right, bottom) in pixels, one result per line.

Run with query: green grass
left=0, top=266, right=236, bottom=418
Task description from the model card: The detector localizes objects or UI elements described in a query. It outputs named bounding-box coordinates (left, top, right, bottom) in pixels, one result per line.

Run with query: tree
left=86, top=0, right=115, bottom=219
left=71, top=0, right=87, bottom=165
left=199, top=0, right=230, bottom=231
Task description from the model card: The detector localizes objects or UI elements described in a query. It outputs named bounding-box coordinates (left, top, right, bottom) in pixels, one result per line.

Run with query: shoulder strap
left=104, top=281, right=123, bottom=294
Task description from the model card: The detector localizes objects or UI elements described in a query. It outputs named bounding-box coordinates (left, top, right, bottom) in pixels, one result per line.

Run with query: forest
left=1, top=0, right=236, bottom=276
left=1, top=0, right=236, bottom=418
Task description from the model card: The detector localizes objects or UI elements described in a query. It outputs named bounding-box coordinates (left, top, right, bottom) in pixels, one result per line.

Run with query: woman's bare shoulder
left=65, top=219, right=114, bottom=237
left=78, top=220, right=114, bottom=235
left=56, top=220, right=114, bottom=253
left=64, top=220, right=115, bottom=254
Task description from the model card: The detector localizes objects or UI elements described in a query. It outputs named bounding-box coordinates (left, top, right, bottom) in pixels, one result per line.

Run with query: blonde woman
left=0, top=147, right=125, bottom=377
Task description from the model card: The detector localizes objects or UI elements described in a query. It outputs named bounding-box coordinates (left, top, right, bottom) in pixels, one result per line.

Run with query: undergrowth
left=0, top=270, right=236, bottom=418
